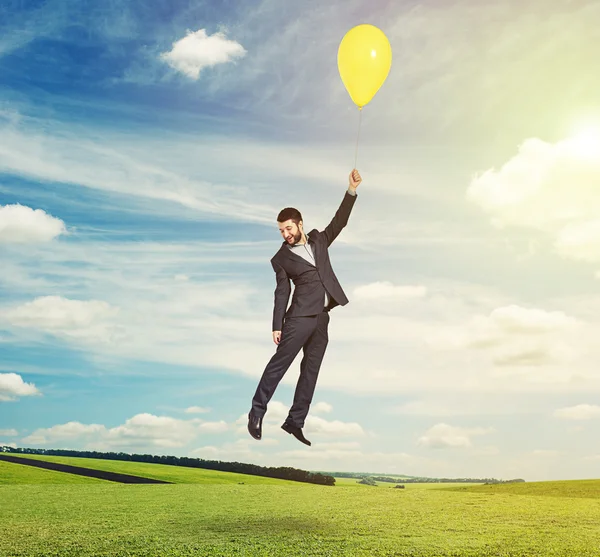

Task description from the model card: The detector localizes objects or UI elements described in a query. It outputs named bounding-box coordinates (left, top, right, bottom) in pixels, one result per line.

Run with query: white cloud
left=389, top=394, right=550, bottom=418
left=353, top=281, right=427, bottom=301
left=0, top=442, right=18, bottom=449
left=553, top=404, right=600, bottom=420
left=0, top=204, right=66, bottom=243
left=487, top=305, right=577, bottom=334
left=467, top=132, right=600, bottom=262
left=0, top=119, right=279, bottom=225
left=280, top=446, right=364, bottom=461
left=21, top=412, right=229, bottom=449
left=0, top=428, right=18, bottom=436
left=417, top=423, right=493, bottom=449
left=197, top=420, right=228, bottom=434
left=2, top=295, right=123, bottom=344
left=393, top=400, right=465, bottom=417
left=22, top=421, right=105, bottom=445
left=192, top=445, right=219, bottom=458
left=555, top=220, right=600, bottom=262
left=5, top=295, right=118, bottom=328
left=452, top=304, right=582, bottom=372
left=160, top=29, right=246, bottom=79
left=190, top=437, right=279, bottom=463
left=185, top=406, right=210, bottom=414
left=310, top=441, right=362, bottom=451
left=472, top=446, right=500, bottom=456
left=0, top=372, right=41, bottom=402
left=304, top=416, right=365, bottom=437
left=530, top=449, right=561, bottom=458
left=103, top=414, right=228, bottom=449
left=311, top=401, right=333, bottom=415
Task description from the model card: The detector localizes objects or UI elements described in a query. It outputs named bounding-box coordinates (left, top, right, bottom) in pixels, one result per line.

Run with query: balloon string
left=354, top=107, right=362, bottom=169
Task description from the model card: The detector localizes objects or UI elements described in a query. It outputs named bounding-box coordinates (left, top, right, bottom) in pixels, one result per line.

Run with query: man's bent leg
left=287, top=311, right=330, bottom=428
left=251, top=316, right=316, bottom=419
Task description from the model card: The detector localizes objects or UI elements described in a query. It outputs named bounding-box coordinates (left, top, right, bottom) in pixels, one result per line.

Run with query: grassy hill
left=3, top=453, right=300, bottom=485
left=0, top=459, right=105, bottom=485
left=447, top=478, right=600, bottom=499
left=1, top=446, right=334, bottom=485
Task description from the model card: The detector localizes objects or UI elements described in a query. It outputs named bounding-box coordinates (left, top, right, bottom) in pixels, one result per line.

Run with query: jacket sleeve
left=271, top=260, right=291, bottom=331
left=323, top=189, right=358, bottom=247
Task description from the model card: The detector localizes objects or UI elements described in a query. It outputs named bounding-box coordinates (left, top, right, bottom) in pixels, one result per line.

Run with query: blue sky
left=2, top=0, right=600, bottom=481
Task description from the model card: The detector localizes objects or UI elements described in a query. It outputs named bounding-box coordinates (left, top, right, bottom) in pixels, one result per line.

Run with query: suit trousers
left=251, top=310, right=330, bottom=428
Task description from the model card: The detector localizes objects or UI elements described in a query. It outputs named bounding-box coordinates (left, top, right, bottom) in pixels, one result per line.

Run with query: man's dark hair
left=277, top=207, right=302, bottom=225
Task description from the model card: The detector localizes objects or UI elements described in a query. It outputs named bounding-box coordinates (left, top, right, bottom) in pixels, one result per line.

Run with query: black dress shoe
left=281, top=420, right=311, bottom=446
left=248, top=411, right=263, bottom=440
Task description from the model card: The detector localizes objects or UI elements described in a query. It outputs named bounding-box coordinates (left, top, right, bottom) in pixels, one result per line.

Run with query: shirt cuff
left=347, top=186, right=357, bottom=196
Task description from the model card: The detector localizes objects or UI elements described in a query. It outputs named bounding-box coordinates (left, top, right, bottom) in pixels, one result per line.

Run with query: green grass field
left=2, top=455, right=600, bottom=556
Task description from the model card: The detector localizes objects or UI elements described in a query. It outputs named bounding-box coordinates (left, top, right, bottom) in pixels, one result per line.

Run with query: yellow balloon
left=337, top=24, right=392, bottom=109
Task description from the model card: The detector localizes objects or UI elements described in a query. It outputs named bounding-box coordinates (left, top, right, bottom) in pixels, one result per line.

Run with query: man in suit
left=248, top=169, right=362, bottom=446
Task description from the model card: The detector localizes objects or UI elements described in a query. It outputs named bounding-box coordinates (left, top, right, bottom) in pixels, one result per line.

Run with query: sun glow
left=567, top=127, right=600, bottom=159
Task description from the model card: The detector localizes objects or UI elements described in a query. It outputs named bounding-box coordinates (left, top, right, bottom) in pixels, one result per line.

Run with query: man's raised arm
left=323, top=169, right=362, bottom=247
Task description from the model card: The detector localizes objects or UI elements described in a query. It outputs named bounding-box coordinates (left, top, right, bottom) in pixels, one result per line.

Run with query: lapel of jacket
left=277, top=231, right=319, bottom=268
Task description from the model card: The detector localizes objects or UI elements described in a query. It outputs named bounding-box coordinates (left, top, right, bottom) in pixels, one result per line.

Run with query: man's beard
left=287, top=230, right=302, bottom=245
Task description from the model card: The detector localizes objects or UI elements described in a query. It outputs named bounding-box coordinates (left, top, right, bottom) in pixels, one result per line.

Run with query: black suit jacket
left=270, top=190, right=358, bottom=331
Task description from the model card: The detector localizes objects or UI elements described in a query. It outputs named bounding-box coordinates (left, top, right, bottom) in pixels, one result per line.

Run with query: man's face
left=278, top=219, right=302, bottom=245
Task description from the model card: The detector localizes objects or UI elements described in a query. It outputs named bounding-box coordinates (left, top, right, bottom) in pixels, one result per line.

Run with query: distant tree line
left=325, top=471, right=407, bottom=480
left=369, top=476, right=406, bottom=483
left=1, top=446, right=335, bottom=486
left=320, top=470, right=525, bottom=484
left=394, top=477, right=525, bottom=484
left=356, top=478, right=405, bottom=488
